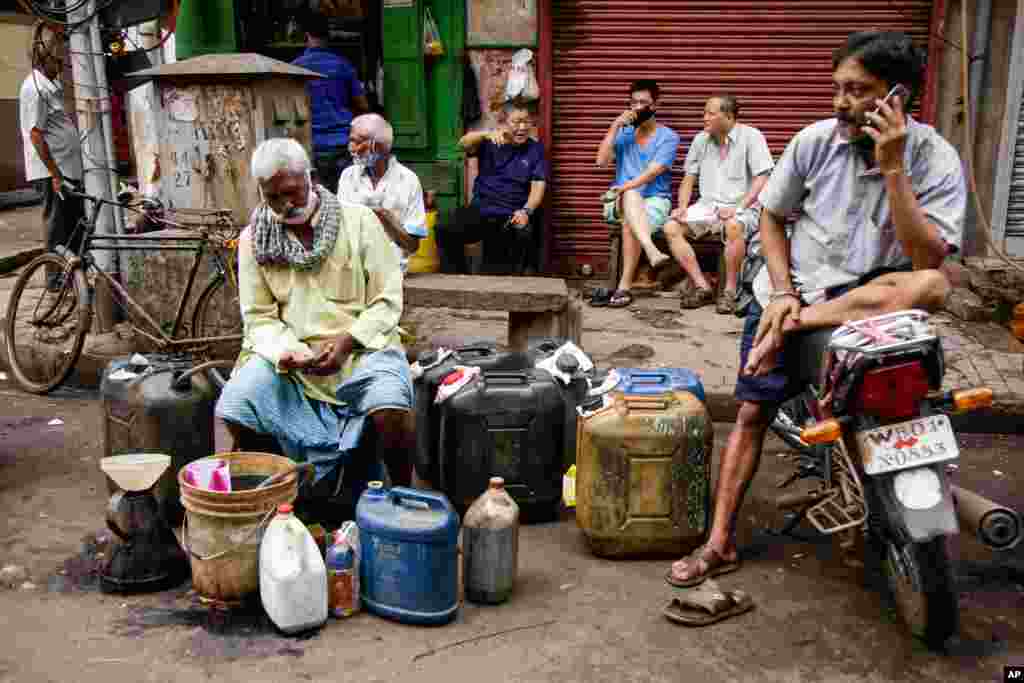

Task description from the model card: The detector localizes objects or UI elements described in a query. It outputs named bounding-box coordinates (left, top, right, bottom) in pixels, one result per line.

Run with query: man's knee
left=663, top=219, right=685, bottom=241
left=735, top=400, right=775, bottom=432
left=911, top=268, right=952, bottom=311
left=215, top=358, right=275, bottom=414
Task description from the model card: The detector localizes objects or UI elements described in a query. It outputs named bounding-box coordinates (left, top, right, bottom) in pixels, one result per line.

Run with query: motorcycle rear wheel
left=883, top=536, right=959, bottom=650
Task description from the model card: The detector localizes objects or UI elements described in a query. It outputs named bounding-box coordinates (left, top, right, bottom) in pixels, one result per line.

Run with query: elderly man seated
left=665, top=94, right=773, bottom=313
left=438, top=97, right=548, bottom=275
left=214, top=138, right=415, bottom=495
left=336, top=113, right=428, bottom=273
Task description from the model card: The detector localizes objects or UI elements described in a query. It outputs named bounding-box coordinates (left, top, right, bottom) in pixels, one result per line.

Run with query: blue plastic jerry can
left=356, top=482, right=460, bottom=625
left=615, top=368, right=706, bottom=402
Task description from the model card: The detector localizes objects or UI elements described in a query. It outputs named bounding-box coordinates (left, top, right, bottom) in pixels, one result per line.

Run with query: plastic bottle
left=462, top=477, right=519, bottom=604
left=326, top=521, right=360, bottom=618
left=259, top=504, right=327, bottom=634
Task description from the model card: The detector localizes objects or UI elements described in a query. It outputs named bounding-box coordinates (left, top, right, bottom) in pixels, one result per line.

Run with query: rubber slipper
left=589, top=287, right=611, bottom=307
left=665, top=545, right=741, bottom=588
left=663, top=584, right=754, bottom=627
left=607, top=289, right=633, bottom=308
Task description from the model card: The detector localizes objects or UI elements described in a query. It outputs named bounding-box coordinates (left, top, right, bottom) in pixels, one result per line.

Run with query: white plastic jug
left=259, top=504, right=327, bottom=634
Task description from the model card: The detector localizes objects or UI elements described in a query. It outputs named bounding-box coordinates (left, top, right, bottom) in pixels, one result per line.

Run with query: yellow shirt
left=236, top=203, right=404, bottom=405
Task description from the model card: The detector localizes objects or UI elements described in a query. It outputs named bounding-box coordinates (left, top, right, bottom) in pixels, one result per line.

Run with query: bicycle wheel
left=191, top=274, right=242, bottom=389
left=5, top=253, right=91, bottom=394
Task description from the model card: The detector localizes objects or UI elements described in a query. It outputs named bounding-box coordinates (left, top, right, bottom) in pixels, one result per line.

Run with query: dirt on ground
left=0, top=376, right=1022, bottom=682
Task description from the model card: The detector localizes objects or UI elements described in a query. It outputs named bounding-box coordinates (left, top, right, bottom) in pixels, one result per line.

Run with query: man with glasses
left=596, top=79, right=680, bottom=308
left=437, top=98, right=548, bottom=274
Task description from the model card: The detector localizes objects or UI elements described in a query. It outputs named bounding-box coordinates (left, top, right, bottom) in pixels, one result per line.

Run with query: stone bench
left=403, top=273, right=582, bottom=351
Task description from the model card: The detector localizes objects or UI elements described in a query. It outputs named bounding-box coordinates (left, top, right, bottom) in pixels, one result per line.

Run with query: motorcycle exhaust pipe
left=951, top=485, right=1021, bottom=551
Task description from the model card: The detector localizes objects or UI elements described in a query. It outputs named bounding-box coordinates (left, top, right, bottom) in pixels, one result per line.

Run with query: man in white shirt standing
left=336, top=114, right=428, bottom=273
left=19, top=23, right=84, bottom=283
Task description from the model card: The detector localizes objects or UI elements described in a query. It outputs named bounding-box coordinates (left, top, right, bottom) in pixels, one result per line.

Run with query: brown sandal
left=663, top=581, right=755, bottom=627
left=679, top=286, right=715, bottom=310
left=665, top=545, right=741, bottom=588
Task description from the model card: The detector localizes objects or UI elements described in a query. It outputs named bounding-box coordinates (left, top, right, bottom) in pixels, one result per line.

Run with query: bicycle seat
left=782, top=327, right=837, bottom=386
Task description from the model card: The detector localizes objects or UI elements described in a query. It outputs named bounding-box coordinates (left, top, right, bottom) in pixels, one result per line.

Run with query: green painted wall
left=383, top=0, right=465, bottom=218
left=176, top=0, right=238, bottom=59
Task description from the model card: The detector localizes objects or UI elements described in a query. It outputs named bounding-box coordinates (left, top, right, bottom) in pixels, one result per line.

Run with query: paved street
left=1, top=204, right=1023, bottom=681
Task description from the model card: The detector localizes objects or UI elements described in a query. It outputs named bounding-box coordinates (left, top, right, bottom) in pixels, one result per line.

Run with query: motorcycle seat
left=783, top=327, right=837, bottom=387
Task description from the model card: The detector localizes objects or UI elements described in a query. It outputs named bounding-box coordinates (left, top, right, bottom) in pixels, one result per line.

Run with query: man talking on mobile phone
left=666, top=31, right=966, bottom=589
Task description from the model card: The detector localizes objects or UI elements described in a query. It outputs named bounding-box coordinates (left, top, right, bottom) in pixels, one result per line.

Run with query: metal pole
left=68, top=1, right=116, bottom=329
left=87, top=1, right=125, bottom=236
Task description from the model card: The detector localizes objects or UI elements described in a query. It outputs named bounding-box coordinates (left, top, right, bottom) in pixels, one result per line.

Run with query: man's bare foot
left=666, top=543, right=740, bottom=587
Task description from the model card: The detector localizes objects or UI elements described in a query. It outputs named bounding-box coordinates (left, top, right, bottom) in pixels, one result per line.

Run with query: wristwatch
left=520, top=207, right=534, bottom=216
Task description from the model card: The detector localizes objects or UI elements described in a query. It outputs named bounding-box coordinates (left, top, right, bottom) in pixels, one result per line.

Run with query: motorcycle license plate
left=856, top=415, right=959, bottom=476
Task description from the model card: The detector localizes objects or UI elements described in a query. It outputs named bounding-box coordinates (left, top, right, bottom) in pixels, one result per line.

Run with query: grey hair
left=250, top=138, right=310, bottom=182
left=351, top=113, right=394, bottom=152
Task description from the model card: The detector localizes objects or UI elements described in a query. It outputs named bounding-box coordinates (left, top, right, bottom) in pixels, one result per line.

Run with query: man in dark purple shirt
left=439, top=99, right=548, bottom=274
left=292, top=12, right=369, bottom=193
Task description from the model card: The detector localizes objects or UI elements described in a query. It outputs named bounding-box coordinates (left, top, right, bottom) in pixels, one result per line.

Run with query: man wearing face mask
left=336, top=114, right=427, bottom=273
left=215, top=138, right=418, bottom=499
left=666, top=32, right=965, bottom=589
left=438, top=97, right=548, bottom=275
left=596, top=79, right=680, bottom=308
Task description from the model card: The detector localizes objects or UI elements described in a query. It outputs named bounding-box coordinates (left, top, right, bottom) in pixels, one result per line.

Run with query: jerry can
left=414, top=344, right=532, bottom=487
left=576, top=387, right=713, bottom=558
left=438, top=369, right=566, bottom=522
left=357, top=482, right=460, bottom=625
left=616, top=368, right=706, bottom=401
left=100, top=355, right=218, bottom=527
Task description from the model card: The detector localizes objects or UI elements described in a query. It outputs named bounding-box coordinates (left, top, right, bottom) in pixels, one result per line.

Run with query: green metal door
left=382, top=2, right=429, bottom=150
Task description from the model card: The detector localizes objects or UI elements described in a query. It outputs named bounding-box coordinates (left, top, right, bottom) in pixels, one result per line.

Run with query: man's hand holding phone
left=614, top=109, right=637, bottom=129
left=863, top=84, right=910, bottom=174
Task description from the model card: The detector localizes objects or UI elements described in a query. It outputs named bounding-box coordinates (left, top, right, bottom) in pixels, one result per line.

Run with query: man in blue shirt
left=439, top=98, right=548, bottom=275
left=292, top=12, right=369, bottom=194
left=596, top=79, right=680, bottom=307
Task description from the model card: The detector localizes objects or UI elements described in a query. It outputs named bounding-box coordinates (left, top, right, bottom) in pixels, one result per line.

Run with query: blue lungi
left=215, top=347, right=413, bottom=484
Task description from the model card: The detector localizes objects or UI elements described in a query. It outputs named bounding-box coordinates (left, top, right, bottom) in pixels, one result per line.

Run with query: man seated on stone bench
left=437, top=97, right=548, bottom=275
left=214, top=138, right=416, bottom=498
left=336, top=113, right=428, bottom=274
left=663, top=94, right=773, bottom=313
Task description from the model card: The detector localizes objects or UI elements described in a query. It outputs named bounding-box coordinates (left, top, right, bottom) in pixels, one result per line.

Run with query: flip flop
left=662, top=582, right=755, bottom=627
left=665, top=545, right=741, bottom=588
left=607, top=289, right=633, bottom=308
left=589, top=287, right=611, bottom=307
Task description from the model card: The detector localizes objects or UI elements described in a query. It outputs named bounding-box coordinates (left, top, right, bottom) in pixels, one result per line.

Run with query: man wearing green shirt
left=215, top=138, right=416, bottom=492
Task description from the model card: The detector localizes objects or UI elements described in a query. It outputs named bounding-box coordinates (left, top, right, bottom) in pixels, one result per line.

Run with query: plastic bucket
left=179, top=452, right=298, bottom=605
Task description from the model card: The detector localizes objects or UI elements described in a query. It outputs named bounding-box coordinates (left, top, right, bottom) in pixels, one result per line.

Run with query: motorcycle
left=767, top=309, right=1020, bottom=650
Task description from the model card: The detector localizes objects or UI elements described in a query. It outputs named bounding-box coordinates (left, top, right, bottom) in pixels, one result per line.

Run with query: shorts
left=641, top=196, right=673, bottom=234
left=680, top=201, right=760, bottom=242
left=734, top=264, right=913, bottom=404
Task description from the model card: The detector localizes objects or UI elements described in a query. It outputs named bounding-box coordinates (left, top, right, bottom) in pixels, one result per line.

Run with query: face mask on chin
left=351, top=139, right=382, bottom=171
left=263, top=171, right=319, bottom=225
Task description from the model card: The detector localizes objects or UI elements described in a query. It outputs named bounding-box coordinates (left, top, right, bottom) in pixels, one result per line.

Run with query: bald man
left=336, top=113, right=428, bottom=273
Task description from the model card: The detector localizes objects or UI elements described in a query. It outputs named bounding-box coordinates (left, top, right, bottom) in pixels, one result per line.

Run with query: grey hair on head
left=250, top=138, right=310, bottom=182
left=351, top=113, right=394, bottom=152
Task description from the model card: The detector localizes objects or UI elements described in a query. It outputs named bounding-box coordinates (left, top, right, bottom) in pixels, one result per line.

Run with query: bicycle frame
left=64, top=191, right=241, bottom=350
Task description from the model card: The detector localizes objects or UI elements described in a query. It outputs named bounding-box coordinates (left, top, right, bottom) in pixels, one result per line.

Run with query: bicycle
left=4, top=185, right=243, bottom=394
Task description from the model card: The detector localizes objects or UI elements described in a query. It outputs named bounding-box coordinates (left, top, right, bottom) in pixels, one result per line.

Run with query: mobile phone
left=868, top=84, right=910, bottom=121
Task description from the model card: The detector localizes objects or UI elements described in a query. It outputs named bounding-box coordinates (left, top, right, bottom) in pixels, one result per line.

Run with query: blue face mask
left=351, top=139, right=382, bottom=171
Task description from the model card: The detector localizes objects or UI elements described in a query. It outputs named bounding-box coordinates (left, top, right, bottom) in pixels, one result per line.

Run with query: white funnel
left=100, top=453, right=171, bottom=492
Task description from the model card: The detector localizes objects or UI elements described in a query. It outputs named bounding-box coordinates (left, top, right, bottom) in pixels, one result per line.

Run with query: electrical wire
left=958, top=0, right=1024, bottom=273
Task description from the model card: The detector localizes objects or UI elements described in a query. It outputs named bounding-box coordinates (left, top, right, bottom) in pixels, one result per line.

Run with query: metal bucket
left=179, top=452, right=298, bottom=606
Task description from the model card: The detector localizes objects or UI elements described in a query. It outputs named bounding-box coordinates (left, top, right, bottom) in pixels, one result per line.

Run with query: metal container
left=100, top=355, right=218, bottom=527
left=463, top=477, right=520, bottom=604
left=357, top=483, right=460, bottom=625
left=576, top=386, right=713, bottom=558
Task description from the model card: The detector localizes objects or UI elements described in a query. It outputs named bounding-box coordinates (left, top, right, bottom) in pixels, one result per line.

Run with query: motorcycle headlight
left=892, top=468, right=943, bottom=510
